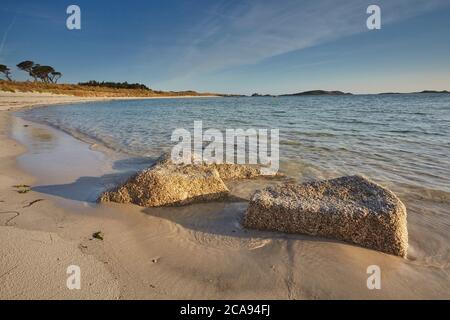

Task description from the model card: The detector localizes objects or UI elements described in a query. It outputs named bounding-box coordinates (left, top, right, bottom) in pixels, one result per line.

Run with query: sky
left=1, top=0, right=450, bottom=94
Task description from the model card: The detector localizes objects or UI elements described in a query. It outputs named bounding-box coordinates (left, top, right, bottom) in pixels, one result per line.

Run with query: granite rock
left=243, top=175, right=408, bottom=257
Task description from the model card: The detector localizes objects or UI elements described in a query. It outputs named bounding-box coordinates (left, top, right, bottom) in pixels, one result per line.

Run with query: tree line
left=78, top=80, right=150, bottom=90
left=0, top=61, right=62, bottom=83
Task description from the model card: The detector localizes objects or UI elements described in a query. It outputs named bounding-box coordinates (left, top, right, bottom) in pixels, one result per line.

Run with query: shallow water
left=13, top=95, right=450, bottom=298
left=17, top=95, right=450, bottom=192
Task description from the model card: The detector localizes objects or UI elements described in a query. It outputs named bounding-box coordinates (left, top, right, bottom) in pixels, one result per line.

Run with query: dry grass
left=0, top=80, right=218, bottom=98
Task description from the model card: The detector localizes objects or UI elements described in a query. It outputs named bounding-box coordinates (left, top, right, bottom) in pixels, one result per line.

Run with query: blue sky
left=1, top=0, right=449, bottom=94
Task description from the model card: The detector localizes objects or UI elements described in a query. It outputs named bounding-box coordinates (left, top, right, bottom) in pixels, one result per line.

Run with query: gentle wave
left=16, top=95, right=450, bottom=196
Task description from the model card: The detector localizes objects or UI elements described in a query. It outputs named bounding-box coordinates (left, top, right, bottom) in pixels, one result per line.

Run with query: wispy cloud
left=160, top=0, right=449, bottom=84
left=0, top=3, right=62, bottom=62
left=0, top=15, right=17, bottom=60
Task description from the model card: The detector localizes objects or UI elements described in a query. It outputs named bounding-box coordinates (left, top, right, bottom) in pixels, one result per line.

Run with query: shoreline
left=0, top=90, right=221, bottom=111
left=0, top=92, right=127, bottom=299
left=0, top=91, right=220, bottom=299
left=1, top=92, right=274, bottom=299
left=1, top=91, right=449, bottom=300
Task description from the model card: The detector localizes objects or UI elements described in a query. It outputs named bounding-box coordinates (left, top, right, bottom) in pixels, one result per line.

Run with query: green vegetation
left=13, top=184, right=31, bottom=188
left=13, top=184, right=31, bottom=194
left=0, top=60, right=219, bottom=97
left=16, top=61, right=34, bottom=74
left=92, top=231, right=104, bottom=240
left=78, top=80, right=150, bottom=91
left=0, top=80, right=217, bottom=97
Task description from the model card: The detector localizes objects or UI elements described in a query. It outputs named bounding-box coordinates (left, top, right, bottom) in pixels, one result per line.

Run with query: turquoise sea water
left=17, top=94, right=450, bottom=196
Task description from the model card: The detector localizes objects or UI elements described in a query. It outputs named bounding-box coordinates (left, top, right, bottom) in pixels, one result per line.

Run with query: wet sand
left=1, top=91, right=449, bottom=299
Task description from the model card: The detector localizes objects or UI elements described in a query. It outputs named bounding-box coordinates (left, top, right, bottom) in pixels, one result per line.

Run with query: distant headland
left=378, top=90, right=449, bottom=95
left=280, top=90, right=352, bottom=96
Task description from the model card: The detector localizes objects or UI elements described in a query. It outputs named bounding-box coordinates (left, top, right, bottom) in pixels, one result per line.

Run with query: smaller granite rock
left=243, top=175, right=408, bottom=257
left=98, top=155, right=276, bottom=207
left=99, top=160, right=229, bottom=207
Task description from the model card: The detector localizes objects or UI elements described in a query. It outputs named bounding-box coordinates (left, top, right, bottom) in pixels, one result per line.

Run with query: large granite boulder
left=99, top=156, right=272, bottom=207
left=243, top=175, right=408, bottom=257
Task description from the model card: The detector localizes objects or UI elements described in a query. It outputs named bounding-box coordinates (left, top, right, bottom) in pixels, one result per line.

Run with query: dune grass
left=0, top=80, right=218, bottom=98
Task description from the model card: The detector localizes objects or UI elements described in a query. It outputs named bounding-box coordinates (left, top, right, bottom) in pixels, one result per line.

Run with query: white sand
left=0, top=227, right=119, bottom=299
left=0, top=91, right=219, bottom=112
left=0, top=91, right=113, bottom=111
left=0, top=92, right=123, bottom=299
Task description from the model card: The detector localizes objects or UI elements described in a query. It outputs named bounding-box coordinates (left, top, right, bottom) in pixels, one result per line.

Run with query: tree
left=17, top=60, right=35, bottom=80
left=78, top=80, right=150, bottom=90
left=0, top=64, right=12, bottom=81
left=29, top=64, right=40, bottom=82
left=17, top=60, right=35, bottom=73
left=49, top=71, right=62, bottom=83
left=18, top=60, right=38, bottom=81
left=16, top=61, right=62, bottom=83
left=30, top=65, right=55, bottom=83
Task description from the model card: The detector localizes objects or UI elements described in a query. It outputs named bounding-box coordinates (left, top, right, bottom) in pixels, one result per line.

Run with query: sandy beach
left=1, top=91, right=449, bottom=300
left=0, top=92, right=119, bottom=299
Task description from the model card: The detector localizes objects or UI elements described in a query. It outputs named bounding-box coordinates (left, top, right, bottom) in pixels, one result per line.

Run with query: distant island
left=251, top=93, right=276, bottom=97
left=250, top=90, right=352, bottom=97
left=280, top=90, right=352, bottom=96
left=378, top=90, right=449, bottom=95
left=418, top=90, right=449, bottom=94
